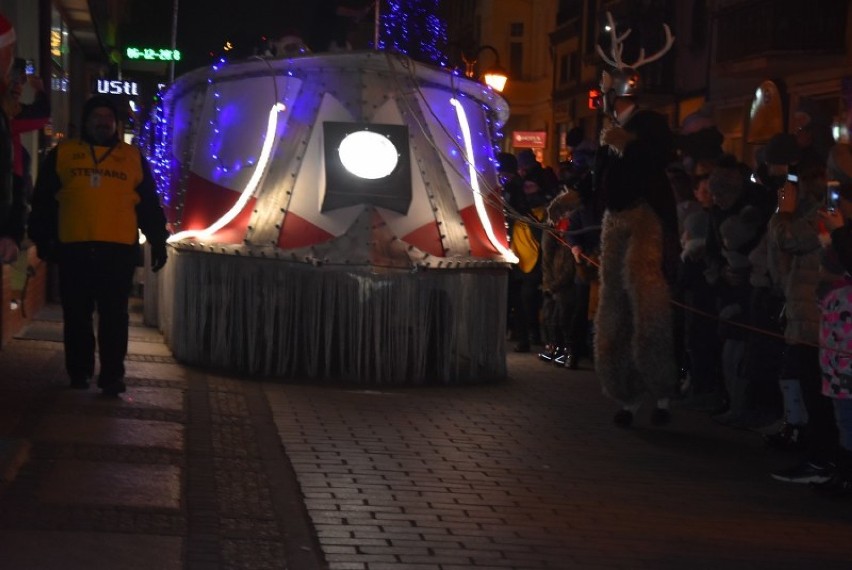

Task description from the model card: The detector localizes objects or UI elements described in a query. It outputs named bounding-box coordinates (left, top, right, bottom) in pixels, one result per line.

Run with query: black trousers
left=512, top=269, right=542, bottom=345
left=58, top=242, right=137, bottom=383
left=781, top=344, right=839, bottom=463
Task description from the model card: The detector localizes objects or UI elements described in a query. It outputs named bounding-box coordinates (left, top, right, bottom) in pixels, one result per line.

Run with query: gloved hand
left=599, top=125, right=635, bottom=156
left=151, top=242, right=168, bottom=273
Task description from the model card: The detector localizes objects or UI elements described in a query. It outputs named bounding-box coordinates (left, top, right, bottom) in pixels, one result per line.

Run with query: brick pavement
left=1, top=303, right=851, bottom=569
left=0, top=304, right=321, bottom=569
left=265, top=354, right=852, bottom=570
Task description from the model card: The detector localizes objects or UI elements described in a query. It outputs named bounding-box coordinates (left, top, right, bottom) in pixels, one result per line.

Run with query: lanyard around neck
left=89, top=144, right=116, bottom=168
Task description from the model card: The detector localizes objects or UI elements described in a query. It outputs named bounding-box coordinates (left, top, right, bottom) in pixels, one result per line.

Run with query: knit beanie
left=0, top=14, right=15, bottom=49
left=82, top=94, right=119, bottom=124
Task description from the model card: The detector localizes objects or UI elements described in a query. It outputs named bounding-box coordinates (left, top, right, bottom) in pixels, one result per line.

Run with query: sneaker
left=812, top=473, right=852, bottom=498
left=764, top=422, right=807, bottom=450
left=771, top=461, right=833, bottom=484
left=538, top=345, right=557, bottom=362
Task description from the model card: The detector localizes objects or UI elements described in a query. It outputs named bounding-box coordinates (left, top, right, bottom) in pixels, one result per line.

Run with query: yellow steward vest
left=55, top=140, right=143, bottom=245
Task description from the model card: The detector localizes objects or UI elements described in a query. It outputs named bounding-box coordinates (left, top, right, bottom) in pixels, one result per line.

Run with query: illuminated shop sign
left=94, top=78, right=140, bottom=96
left=125, top=47, right=182, bottom=61
left=512, top=131, right=547, bottom=148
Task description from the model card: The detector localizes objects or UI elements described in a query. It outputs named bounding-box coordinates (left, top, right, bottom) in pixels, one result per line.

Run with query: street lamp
left=461, top=45, right=508, bottom=93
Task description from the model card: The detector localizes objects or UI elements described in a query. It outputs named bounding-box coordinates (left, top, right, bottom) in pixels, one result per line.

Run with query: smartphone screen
left=827, top=181, right=841, bottom=212
left=24, top=60, right=34, bottom=75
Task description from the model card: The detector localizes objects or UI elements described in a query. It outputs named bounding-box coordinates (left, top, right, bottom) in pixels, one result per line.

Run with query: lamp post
left=169, top=0, right=179, bottom=83
left=461, top=45, right=508, bottom=93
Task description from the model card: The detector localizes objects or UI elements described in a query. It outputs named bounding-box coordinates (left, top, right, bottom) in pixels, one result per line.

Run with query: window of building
left=510, top=22, right=524, bottom=37
left=558, top=52, right=580, bottom=85
left=510, top=42, right=523, bottom=80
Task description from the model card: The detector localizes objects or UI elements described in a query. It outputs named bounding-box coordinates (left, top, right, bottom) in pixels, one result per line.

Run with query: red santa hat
left=0, top=14, right=16, bottom=49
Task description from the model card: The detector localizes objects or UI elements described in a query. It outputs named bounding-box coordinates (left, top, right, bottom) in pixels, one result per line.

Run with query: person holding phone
left=3, top=57, right=49, bottom=204
left=768, top=159, right=843, bottom=484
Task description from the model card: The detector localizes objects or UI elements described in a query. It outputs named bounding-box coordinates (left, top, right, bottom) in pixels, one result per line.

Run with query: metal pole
left=169, top=0, right=179, bottom=83
left=373, top=0, right=381, bottom=50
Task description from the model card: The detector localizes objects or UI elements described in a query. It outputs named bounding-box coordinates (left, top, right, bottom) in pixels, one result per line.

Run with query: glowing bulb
left=338, top=131, right=399, bottom=179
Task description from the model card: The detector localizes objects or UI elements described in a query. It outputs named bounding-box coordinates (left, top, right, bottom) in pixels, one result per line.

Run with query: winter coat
left=769, top=195, right=824, bottom=344
left=541, top=192, right=579, bottom=294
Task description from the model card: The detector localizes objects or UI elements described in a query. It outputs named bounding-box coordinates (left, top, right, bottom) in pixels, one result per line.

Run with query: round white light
left=338, top=130, right=399, bottom=180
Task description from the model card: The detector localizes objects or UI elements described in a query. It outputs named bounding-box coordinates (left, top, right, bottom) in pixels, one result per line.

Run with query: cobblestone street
left=0, top=305, right=850, bottom=569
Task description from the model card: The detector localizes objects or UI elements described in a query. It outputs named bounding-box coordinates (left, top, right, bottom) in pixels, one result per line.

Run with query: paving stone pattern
left=266, top=353, right=852, bottom=570
left=0, top=305, right=321, bottom=570
left=4, top=303, right=852, bottom=569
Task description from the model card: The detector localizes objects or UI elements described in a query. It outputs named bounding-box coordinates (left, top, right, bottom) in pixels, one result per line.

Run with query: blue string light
left=378, top=0, right=447, bottom=66
left=206, top=57, right=259, bottom=176
left=142, top=89, right=174, bottom=209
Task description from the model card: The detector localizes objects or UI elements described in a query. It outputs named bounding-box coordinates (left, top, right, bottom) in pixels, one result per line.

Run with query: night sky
left=123, top=0, right=305, bottom=74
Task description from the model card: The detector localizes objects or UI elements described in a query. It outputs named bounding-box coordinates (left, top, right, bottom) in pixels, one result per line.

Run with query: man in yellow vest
left=29, top=95, right=169, bottom=396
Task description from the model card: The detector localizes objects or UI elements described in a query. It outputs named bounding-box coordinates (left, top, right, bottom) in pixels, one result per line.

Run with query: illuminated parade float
left=146, top=50, right=514, bottom=384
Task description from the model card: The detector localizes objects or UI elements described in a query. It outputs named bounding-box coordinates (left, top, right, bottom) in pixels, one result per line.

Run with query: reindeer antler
left=629, top=23, right=674, bottom=69
left=595, top=12, right=631, bottom=70
left=595, top=11, right=675, bottom=71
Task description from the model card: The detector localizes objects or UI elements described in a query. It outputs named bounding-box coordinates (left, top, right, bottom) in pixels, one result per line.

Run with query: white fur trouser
left=594, top=205, right=677, bottom=406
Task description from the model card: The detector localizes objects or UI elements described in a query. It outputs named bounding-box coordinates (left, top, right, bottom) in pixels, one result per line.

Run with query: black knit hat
left=82, top=95, right=119, bottom=125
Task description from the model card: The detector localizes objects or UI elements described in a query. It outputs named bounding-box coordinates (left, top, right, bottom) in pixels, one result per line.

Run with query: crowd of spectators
left=501, top=106, right=852, bottom=497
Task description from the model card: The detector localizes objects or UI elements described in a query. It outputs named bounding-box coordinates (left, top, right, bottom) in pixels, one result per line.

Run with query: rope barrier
left=548, top=229, right=850, bottom=357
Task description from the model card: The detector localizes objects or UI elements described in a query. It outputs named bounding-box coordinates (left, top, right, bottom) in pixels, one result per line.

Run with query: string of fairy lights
left=141, top=1, right=526, bottom=253
left=207, top=57, right=262, bottom=176
left=378, top=0, right=447, bottom=67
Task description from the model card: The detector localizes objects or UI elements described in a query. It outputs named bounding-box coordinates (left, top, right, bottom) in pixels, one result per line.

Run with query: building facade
left=456, top=0, right=851, bottom=167
left=446, top=0, right=558, bottom=165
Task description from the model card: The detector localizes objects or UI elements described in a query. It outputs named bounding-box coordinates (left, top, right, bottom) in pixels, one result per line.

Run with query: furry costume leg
left=595, top=205, right=677, bottom=405
left=595, top=210, right=644, bottom=405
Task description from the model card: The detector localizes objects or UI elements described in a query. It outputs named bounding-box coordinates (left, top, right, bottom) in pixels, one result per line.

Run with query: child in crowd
left=815, top=184, right=852, bottom=497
